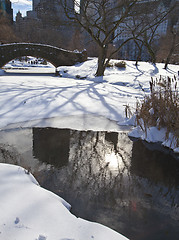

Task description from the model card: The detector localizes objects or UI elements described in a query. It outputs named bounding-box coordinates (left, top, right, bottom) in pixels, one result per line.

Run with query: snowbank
left=57, top=58, right=177, bottom=84
left=0, top=163, right=129, bottom=240
left=129, top=126, right=179, bottom=153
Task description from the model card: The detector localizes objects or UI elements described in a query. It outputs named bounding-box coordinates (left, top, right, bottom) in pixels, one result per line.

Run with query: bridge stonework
left=0, top=43, right=87, bottom=68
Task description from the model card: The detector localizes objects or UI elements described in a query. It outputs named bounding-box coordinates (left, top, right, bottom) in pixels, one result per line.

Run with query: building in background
left=0, top=0, right=17, bottom=43
left=113, top=0, right=176, bottom=61
left=0, top=0, right=13, bottom=22
left=14, top=0, right=80, bottom=50
left=14, top=0, right=178, bottom=63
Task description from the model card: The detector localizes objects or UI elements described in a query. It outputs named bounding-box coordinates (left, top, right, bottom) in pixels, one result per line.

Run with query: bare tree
left=62, top=0, right=139, bottom=76
left=62, top=0, right=175, bottom=76
left=121, top=0, right=176, bottom=65
left=156, top=2, right=179, bottom=68
left=164, top=5, right=179, bottom=69
left=164, top=28, right=179, bottom=69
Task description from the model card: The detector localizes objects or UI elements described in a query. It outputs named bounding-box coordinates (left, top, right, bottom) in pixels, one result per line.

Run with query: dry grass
left=136, top=75, right=179, bottom=148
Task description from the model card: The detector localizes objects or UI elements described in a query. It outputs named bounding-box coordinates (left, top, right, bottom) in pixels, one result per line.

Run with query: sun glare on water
left=105, top=152, right=124, bottom=171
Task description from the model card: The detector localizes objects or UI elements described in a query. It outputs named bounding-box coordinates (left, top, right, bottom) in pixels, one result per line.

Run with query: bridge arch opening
left=4, top=56, right=56, bottom=69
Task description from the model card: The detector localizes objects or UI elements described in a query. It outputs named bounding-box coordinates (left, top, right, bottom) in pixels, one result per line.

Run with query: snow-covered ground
left=1, top=58, right=178, bottom=150
left=0, top=58, right=178, bottom=240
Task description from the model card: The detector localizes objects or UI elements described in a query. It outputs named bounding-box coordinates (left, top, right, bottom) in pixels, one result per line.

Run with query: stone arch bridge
left=0, top=43, right=87, bottom=68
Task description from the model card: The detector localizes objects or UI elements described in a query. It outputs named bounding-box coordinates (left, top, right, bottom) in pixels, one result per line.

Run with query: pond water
left=0, top=127, right=179, bottom=240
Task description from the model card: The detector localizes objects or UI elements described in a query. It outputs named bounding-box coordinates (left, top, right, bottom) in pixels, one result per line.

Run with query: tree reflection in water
left=32, top=128, right=179, bottom=240
left=0, top=127, right=179, bottom=240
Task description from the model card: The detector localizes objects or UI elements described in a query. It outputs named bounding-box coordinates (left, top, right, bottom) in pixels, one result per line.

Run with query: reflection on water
left=0, top=127, right=179, bottom=240
left=131, top=140, right=179, bottom=188
left=33, top=128, right=70, bottom=168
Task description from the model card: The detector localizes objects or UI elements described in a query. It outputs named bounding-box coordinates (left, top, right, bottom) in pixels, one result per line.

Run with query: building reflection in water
left=131, top=139, right=179, bottom=188
left=33, top=128, right=70, bottom=168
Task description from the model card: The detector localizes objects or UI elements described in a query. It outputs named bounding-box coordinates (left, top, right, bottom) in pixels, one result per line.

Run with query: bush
left=135, top=75, right=179, bottom=148
left=106, top=60, right=126, bottom=68
left=114, top=61, right=126, bottom=68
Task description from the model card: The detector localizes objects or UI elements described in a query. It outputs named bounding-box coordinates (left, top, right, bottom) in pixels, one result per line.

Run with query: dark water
left=0, top=127, right=179, bottom=240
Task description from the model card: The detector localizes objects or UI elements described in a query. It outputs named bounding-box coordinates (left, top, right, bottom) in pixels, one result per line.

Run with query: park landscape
left=0, top=1, right=179, bottom=240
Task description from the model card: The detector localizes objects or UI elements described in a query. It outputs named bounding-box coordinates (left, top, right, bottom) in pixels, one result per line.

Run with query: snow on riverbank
left=129, top=126, right=179, bottom=153
left=0, top=163, right=128, bottom=240
left=1, top=58, right=178, bottom=150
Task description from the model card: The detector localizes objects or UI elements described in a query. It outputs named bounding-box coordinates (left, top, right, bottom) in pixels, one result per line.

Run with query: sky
left=10, top=0, right=81, bottom=18
left=11, top=0, right=32, bottom=17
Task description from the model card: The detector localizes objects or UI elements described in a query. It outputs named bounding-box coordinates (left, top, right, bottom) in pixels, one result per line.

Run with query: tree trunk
left=95, top=45, right=108, bottom=76
left=143, top=34, right=156, bottom=64
left=146, top=44, right=156, bottom=64
left=164, top=32, right=176, bottom=69
left=135, top=52, right=141, bottom=66
left=134, top=40, right=142, bottom=66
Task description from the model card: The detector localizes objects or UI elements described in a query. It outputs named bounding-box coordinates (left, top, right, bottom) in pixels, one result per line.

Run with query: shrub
left=114, top=61, right=126, bottom=68
left=135, top=75, right=179, bottom=148
left=106, top=60, right=126, bottom=68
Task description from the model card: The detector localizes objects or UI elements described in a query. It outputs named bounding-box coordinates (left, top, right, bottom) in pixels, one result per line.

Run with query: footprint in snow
left=14, top=217, right=20, bottom=224
left=36, top=235, right=47, bottom=240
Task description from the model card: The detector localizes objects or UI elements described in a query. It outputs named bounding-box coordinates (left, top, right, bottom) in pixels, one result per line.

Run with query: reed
left=136, top=75, right=179, bottom=148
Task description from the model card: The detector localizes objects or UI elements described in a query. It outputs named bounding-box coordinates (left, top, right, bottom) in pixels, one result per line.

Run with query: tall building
left=15, top=0, right=78, bottom=50
left=0, top=0, right=13, bottom=22
left=33, top=0, right=41, bottom=11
